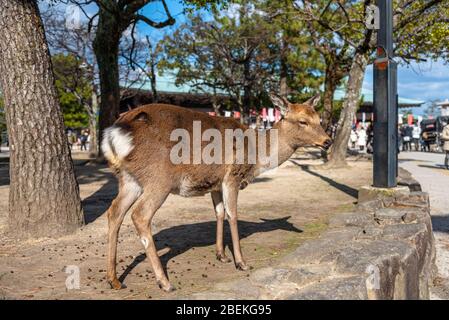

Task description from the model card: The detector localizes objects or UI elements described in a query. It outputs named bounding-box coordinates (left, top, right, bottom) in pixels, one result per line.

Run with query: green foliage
left=52, top=54, right=91, bottom=129
left=394, top=0, right=449, bottom=63
left=159, top=0, right=324, bottom=115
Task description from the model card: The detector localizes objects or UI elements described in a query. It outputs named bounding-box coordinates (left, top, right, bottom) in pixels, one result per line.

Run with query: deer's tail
left=101, top=124, right=134, bottom=173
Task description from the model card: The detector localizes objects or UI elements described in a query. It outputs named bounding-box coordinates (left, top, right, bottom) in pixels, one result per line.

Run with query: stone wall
left=189, top=170, right=436, bottom=300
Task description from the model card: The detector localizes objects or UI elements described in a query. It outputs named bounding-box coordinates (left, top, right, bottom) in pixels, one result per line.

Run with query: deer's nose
left=322, top=139, right=332, bottom=150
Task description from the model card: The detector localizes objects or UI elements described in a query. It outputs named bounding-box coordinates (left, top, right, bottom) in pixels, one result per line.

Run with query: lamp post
left=373, top=0, right=398, bottom=188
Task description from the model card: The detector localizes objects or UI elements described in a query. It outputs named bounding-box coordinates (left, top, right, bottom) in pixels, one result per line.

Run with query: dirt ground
left=0, top=151, right=372, bottom=299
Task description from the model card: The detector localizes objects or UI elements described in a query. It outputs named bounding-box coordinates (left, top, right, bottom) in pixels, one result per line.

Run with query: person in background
left=357, top=124, right=367, bottom=152
left=366, top=123, right=374, bottom=154
left=349, top=126, right=358, bottom=149
left=412, top=123, right=421, bottom=151
left=402, top=125, right=413, bottom=151
left=441, top=122, right=449, bottom=169
left=421, top=131, right=431, bottom=152
left=398, top=125, right=403, bottom=153
left=80, top=130, right=89, bottom=151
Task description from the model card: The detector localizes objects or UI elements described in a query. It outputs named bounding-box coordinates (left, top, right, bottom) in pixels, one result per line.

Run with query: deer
left=101, top=93, right=332, bottom=292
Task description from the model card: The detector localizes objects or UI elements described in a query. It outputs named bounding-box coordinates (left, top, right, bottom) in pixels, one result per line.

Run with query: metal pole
left=373, top=0, right=398, bottom=188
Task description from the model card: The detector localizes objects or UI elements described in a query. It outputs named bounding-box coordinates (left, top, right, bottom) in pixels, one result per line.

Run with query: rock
left=187, top=173, right=435, bottom=300
left=374, top=208, right=406, bottom=225
left=287, top=276, right=368, bottom=300
left=287, top=264, right=332, bottom=288
left=329, top=212, right=373, bottom=228
left=398, top=167, right=422, bottom=192
left=330, top=240, right=420, bottom=299
left=250, top=267, right=291, bottom=285
left=280, top=227, right=359, bottom=267
left=391, top=192, right=430, bottom=209
left=213, top=279, right=260, bottom=299
left=358, top=186, right=409, bottom=204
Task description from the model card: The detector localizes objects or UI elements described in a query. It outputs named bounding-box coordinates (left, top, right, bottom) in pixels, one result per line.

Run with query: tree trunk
left=93, top=9, right=121, bottom=158
left=323, top=53, right=368, bottom=169
left=88, top=89, right=99, bottom=157
left=150, top=60, right=158, bottom=103
left=321, top=66, right=338, bottom=132
left=279, top=35, right=289, bottom=98
left=242, top=59, right=253, bottom=122
left=0, top=0, right=84, bottom=238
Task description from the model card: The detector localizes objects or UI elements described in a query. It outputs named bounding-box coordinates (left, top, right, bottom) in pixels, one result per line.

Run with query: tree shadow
left=118, top=216, right=302, bottom=283
left=289, top=161, right=359, bottom=199
left=252, top=176, right=273, bottom=184
left=418, top=164, right=448, bottom=171
left=432, top=215, right=449, bottom=233
left=0, top=164, right=9, bottom=186
left=75, top=163, right=118, bottom=224
left=398, top=158, right=432, bottom=163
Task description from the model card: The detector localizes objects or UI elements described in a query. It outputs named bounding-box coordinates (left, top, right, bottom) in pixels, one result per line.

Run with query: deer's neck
left=255, top=120, right=297, bottom=175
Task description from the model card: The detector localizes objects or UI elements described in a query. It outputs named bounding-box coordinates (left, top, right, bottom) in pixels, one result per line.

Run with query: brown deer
left=101, top=94, right=332, bottom=292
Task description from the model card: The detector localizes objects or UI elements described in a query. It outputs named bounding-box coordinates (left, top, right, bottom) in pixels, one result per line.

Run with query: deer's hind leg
left=106, top=172, right=142, bottom=289
left=211, top=191, right=231, bottom=263
left=131, top=187, right=172, bottom=292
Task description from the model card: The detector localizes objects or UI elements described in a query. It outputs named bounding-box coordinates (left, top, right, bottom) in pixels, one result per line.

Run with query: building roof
left=334, top=88, right=425, bottom=108
left=126, top=75, right=425, bottom=108
left=436, top=99, right=449, bottom=107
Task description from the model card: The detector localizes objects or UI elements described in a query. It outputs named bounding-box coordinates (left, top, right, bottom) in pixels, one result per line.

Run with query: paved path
left=399, top=151, right=449, bottom=299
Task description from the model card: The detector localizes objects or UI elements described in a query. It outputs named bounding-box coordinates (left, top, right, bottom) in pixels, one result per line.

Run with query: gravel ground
left=0, top=152, right=372, bottom=299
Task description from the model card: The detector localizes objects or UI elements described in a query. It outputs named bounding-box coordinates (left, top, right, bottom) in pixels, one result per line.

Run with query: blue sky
left=364, top=59, right=449, bottom=103
left=137, top=2, right=449, bottom=107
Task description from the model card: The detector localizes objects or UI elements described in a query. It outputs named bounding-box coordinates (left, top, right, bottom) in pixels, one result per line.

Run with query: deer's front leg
left=222, top=183, right=250, bottom=271
left=211, top=191, right=231, bottom=263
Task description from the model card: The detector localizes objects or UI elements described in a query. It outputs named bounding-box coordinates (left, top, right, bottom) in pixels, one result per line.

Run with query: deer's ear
left=269, top=93, right=290, bottom=116
left=305, top=94, right=321, bottom=110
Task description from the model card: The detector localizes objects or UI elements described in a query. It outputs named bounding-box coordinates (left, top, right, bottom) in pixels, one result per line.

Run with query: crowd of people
left=67, top=129, right=91, bottom=151
left=348, top=123, right=374, bottom=154
left=347, top=120, right=449, bottom=169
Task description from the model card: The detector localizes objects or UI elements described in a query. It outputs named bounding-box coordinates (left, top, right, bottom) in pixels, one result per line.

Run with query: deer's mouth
left=316, top=139, right=332, bottom=150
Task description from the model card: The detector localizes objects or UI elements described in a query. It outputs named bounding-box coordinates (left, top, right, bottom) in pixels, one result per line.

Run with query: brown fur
left=104, top=98, right=331, bottom=291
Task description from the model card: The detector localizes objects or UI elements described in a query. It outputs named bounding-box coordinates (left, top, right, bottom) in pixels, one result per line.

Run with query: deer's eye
left=298, top=120, right=308, bottom=126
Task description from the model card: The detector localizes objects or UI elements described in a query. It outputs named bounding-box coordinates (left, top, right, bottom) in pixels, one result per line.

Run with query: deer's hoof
left=108, top=279, right=126, bottom=290
left=236, top=262, right=252, bottom=271
left=157, top=281, right=176, bottom=292
left=216, top=253, right=232, bottom=263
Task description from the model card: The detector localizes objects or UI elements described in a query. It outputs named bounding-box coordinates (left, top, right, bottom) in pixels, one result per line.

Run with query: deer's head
left=269, top=93, right=332, bottom=150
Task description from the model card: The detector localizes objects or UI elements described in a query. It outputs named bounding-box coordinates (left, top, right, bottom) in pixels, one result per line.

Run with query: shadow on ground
left=418, top=164, right=449, bottom=171
left=75, top=163, right=118, bottom=224
left=118, top=216, right=302, bottom=283
left=432, top=215, right=449, bottom=234
left=288, top=161, right=359, bottom=199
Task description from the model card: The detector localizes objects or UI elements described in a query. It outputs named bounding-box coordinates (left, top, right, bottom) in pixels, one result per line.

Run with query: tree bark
left=93, top=9, right=121, bottom=158
left=321, top=65, right=338, bottom=132
left=88, top=89, right=99, bottom=157
left=323, top=52, right=368, bottom=169
left=0, top=0, right=84, bottom=238
left=279, top=35, right=289, bottom=98
left=243, top=59, right=252, bottom=121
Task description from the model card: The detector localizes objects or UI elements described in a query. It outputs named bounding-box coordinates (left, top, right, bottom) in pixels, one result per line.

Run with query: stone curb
left=188, top=169, right=436, bottom=300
